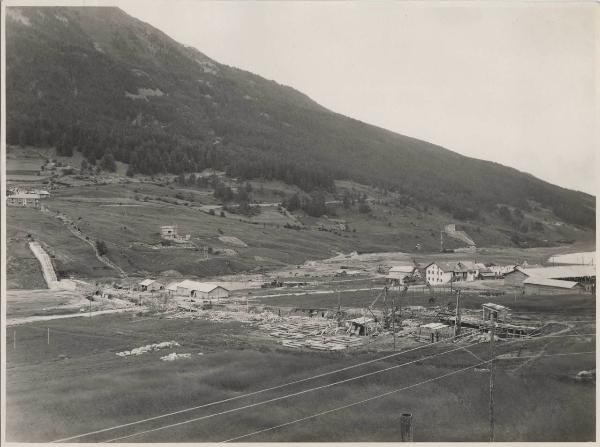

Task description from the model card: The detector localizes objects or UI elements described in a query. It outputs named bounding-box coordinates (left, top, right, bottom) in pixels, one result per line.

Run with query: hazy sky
left=115, top=1, right=597, bottom=194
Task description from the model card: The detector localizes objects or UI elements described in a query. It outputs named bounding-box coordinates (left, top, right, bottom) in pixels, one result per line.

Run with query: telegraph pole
left=13, top=330, right=16, bottom=350
left=47, top=327, right=50, bottom=345
left=400, top=413, right=414, bottom=441
left=454, top=290, right=461, bottom=338
left=390, top=287, right=396, bottom=351
left=489, top=313, right=496, bottom=442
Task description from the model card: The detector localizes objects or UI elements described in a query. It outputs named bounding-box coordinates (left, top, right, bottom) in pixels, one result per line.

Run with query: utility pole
left=489, top=313, right=496, bottom=442
left=13, top=330, right=16, bottom=350
left=390, top=287, right=396, bottom=351
left=47, top=327, right=50, bottom=345
left=400, top=412, right=414, bottom=442
left=454, top=290, right=461, bottom=338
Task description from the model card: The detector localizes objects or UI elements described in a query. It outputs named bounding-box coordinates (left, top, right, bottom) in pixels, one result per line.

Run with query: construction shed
left=347, top=317, right=377, bottom=336
left=139, top=279, right=164, bottom=292
left=418, top=323, right=453, bottom=341
left=524, top=278, right=586, bottom=295
left=482, top=303, right=510, bottom=322
left=176, top=280, right=230, bottom=299
left=7, top=193, right=41, bottom=208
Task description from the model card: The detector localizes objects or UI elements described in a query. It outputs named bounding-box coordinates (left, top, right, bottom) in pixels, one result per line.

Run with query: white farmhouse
left=425, top=262, right=454, bottom=285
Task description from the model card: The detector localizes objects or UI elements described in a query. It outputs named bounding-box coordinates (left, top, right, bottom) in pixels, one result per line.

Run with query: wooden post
left=454, top=290, right=461, bottom=338
left=391, top=288, right=396, bottom=351
left=400, top=413, right=413, bottom=441
left=489, top=313, right=496, bottom=442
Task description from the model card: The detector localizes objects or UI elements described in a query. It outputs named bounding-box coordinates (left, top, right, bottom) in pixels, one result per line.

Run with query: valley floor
left=5, top=292, right=595, bottom=442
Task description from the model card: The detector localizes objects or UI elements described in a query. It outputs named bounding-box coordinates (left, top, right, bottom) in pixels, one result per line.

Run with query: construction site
left=5, top=208, right=596, bottom=442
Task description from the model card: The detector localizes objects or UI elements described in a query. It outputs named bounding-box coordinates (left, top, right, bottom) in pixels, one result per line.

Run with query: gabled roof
left=8, top=193, right=40, bottom=199
left=177, top=280, right=228, bottom=293
left=428, top=262, right=457, bottom=272
left=457, top=261, right=478, bottom=270
left=482, top=303, right=510, bottom=312
left=523, top=277, right=582, bottom=289
left=166, top=282, right=180, bottom=291
left=139, top=279, right=157, bottom=286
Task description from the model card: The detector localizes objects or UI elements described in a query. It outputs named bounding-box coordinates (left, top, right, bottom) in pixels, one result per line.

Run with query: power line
left=497, top=351, right=595, bottom=360
left=221, top=350, right=596, bottom=443
left=51, top=332, right=474, bottom=443
left=221, top=360, right=490, bottom=443
left=51, top=330, right=593, bottom=442
left=103, top=332, right=593, bottom=443
left=102, top=340, right=485, bottom=443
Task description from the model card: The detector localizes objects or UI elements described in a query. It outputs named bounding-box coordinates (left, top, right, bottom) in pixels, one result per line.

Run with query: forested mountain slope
left=6, top=6, right=595, bottom=229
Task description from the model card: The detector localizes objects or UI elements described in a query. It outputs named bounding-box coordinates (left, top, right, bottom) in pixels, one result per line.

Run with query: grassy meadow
left=5, top=304, right=595, bottom=442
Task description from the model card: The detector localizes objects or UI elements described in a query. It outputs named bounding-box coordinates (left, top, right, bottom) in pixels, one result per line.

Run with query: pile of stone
left=116, top=341, right=180, bottom=357
left=160, top=352, right=192, bottom=362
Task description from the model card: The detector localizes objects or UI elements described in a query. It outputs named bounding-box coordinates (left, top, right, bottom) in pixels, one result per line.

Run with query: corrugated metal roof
left=523, top=278, right=581, bottom=288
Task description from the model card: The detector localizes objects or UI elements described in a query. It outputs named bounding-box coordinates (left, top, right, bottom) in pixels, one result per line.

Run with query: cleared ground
left=5, top=293, right=595, bottom=442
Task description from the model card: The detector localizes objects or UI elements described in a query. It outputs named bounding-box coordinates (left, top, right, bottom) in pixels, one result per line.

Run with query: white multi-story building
left=425, top=262, right=454, bottom=285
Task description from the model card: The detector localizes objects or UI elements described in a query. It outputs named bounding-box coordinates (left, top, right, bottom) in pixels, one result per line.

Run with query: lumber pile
left=259, top=316, right=364, bottom=351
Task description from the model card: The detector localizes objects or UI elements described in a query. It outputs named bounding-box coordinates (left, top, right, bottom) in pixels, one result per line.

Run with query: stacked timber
left=259, top=317, right=364, bottom=351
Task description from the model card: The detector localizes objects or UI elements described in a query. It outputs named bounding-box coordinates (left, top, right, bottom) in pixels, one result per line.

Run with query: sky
left=113, top=1, right=599, bottom=194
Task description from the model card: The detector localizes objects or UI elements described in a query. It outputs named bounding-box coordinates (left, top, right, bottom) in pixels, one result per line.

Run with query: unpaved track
left=6, top=306, right=144, bottom=326
left=41, top=207, right=127, bottom=277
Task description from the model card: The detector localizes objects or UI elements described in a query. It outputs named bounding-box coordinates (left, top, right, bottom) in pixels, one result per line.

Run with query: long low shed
left=523, top=278, right=587, bottom=295
left=175, top=280, right=230, bottom=299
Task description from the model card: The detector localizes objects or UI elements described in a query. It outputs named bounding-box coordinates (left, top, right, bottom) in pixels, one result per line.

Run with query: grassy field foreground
left=5, top=297, right=595, bottom=442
